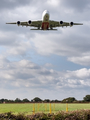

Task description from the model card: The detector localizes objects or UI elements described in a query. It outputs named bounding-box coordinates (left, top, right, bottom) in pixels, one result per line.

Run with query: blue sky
left=0, top=0, right=90, bottom=101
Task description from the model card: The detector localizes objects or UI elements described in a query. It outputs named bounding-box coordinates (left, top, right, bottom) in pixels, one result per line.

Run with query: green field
left=0, top=103, right=90, bottom=115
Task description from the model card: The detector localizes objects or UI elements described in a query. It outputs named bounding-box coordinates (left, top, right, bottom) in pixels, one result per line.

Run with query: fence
left=32, top=103, right=68, bottom=114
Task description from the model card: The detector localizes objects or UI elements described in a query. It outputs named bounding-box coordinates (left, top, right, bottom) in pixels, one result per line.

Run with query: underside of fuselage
left=41, top=22, right=49, bottom=30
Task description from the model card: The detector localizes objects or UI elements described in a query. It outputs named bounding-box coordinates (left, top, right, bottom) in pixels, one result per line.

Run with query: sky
left=0, top=0, right=90, bottom=101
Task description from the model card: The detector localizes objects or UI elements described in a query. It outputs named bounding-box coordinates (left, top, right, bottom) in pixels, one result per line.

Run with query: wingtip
left=6, top=23, right=10, bottom=24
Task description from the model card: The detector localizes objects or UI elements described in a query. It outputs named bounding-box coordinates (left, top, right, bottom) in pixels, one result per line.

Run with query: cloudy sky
left=0, top=0, right=90, bottom=101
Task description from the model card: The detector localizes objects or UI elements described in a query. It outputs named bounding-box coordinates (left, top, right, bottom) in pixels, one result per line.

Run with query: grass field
left=0, top=103, right=90, bottom=115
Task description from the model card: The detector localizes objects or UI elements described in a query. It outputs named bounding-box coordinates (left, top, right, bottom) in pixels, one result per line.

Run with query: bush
left=0, top=110, right=90, bottom=120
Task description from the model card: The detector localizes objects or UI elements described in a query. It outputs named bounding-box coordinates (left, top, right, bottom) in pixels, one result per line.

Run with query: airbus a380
left=6, top=10, right=83, bottom=30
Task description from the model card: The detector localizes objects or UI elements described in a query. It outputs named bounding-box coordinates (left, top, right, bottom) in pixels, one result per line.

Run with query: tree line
left=0, top=95, right=90, bottom=103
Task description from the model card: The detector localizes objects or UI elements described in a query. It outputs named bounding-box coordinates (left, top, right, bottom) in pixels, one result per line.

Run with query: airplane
left=6, top=10, right=83, bottom=30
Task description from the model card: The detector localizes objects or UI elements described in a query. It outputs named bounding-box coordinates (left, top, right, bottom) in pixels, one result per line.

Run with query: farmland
left=0, top=103, right=90, bottom=115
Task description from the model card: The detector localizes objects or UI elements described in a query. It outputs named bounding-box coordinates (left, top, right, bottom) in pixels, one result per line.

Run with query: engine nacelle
left=60, top=21, right=63, bottom=24
left=28, top=20, right=32, bottom=24
left=70, top=22, right=74, bottom=26
left=17, top=21, right=21, bottom=26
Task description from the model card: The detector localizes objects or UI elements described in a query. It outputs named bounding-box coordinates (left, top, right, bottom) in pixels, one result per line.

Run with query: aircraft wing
left=6, top=20, right=83, bottom=30
left=6, top=20, right=42, bottom=27
left=49, top=20, right=83, bottom=28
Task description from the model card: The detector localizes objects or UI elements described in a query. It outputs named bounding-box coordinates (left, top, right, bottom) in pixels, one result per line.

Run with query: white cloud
left=44, top=63, right=53, bottom=67
left=47, top=0, right=60, bottom=7
left=64, top=68, right=90, bottom=79
left=0, top=57, right=90, bottom=89
left=0, top=55, right=90, bottom=99
left=74, top=68, right=90, bottom=78
left=68, top=56, right=90, bottom=66
left=0, top=0, right=90, bottom=100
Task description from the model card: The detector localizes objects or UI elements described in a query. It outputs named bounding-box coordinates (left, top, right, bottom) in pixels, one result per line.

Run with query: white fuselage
left=41, top=10, right=50, bottom=30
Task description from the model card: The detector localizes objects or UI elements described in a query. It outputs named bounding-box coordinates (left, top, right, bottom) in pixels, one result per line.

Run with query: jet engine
left=60, top=21, right=63, bottom=24
left=70, top=22, right=74, bottom=26
left=28, top=20, right=32, bottom=24
left=17, top=21, right=21, bottom=26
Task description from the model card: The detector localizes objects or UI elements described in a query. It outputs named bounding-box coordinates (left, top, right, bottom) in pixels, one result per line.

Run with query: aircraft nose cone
left=42, top=10, right=50, bottom=21
left=42, top=10, right=50, bottom=16
left=44, top=10, right=49, bottom=14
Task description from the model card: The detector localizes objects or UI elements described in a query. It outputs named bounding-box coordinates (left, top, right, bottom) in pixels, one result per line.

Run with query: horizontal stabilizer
left=6, top=23, right=16, bottom=24
left=30, top=29, right=41, bottom=30
left=30, top=29, right=57, bottom=30
left=49, top=29, right=57, bottom=30
left=74, top=23, right=83, bottom=25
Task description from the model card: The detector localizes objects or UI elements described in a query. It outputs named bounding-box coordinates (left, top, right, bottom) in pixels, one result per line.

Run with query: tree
left=4, top=99, right=9, bottom=103
left=32, top=97, right=42, bottom=102
left=15, top=98, right=22, bottom=103
left=0, top=99, right=5, bottom=103
left=22, top=98, right=30, bottom=103
left=83, top=95, right=90, bottom=102
left=62, top=97, right=76, bottom=103
left=44, top=99, right=50, bottom=102
left=8, top=100, right=14, bottom=103
left=54, top=99, right=61, bottom=103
